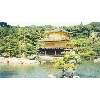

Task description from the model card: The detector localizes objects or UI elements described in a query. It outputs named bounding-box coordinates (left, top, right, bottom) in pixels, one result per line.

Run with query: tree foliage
left=0, top=22, right=100, bottom=58
left=0, top=23, right=55, bottom=57
left=51, top=51, right=78, bottom=77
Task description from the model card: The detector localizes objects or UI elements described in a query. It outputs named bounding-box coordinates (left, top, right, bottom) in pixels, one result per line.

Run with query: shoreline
left=0, top=56, right=63, bottom=65
left=40, top=56, right=63, bottom=61
left=0, top=56, right=99, bottom=66
left=0, top=57, right=40, bottom=65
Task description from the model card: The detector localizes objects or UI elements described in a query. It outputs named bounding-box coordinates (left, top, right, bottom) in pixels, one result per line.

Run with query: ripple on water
left=0, top=61, right=100, bottom=78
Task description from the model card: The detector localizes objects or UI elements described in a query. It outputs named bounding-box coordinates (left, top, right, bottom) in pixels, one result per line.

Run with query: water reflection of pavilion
left=38, top=29, right=73, bottom=56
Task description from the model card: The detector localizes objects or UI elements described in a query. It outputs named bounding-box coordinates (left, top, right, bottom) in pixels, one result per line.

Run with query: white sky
left=7, top=22, right=91, bottom=27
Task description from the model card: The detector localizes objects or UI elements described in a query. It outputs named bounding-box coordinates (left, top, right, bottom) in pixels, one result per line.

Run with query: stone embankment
left=39, top=56, right=63, bottom=61
left=94, top=58, right=100, bottom=63
left=0, top=57, right=40, bottom=65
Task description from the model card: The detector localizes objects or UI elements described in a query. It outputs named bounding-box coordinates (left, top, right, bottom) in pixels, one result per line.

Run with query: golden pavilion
left=38, top=29, right=72, bottom=56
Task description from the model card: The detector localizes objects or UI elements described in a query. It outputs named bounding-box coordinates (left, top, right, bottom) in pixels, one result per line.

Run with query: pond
left=0, top=60, right=100, bottom=78
left=76, top=61, right=100, bottom=78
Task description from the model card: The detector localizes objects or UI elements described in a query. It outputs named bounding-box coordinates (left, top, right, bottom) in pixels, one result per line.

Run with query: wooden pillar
left=55, top=49, right=57, bottom=56
left=45, top=49, right=46, bottom=56
left=58, top=49, right=59, bottom=56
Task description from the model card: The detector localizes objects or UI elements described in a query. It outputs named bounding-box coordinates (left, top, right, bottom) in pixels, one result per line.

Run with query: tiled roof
left=39, top=46, right=72, bottom=49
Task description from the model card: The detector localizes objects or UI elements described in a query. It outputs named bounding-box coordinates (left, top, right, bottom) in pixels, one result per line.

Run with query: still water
left=0, top=61, right=100, bottom=78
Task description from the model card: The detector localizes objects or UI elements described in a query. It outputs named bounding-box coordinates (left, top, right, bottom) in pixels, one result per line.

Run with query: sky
left=7, top=22, right=91, bottom=27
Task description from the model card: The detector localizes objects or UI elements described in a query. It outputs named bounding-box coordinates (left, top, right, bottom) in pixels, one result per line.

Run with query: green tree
left=51, top=51, right=78, bottom=78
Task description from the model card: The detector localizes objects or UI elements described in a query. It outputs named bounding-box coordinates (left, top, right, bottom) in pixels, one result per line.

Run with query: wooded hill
left=0, top=22, right=100, bottom=58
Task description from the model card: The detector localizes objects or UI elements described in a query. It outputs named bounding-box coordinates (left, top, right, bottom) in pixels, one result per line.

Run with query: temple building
left=38, top=29, right=72, bottom=56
